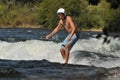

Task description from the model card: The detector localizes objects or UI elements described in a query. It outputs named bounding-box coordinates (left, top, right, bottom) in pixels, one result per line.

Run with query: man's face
left=57, top=13, right=65, bottom=19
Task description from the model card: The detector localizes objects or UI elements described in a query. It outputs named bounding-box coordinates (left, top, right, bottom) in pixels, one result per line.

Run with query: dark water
left=0, top=28, right=49, bottom=42
left=0, top=28, right=103, bottom=42
left=0, top=28, right=120, bottom=80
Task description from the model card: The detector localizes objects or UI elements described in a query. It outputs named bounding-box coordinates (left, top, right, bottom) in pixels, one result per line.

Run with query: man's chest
left=62, top=20, right=70, bottom=27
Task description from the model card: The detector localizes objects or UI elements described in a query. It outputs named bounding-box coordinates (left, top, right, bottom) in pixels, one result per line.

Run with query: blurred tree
left=0, top=0, right=119, bottom=31
left=107, top=8, right=120, bottom=32
left=37, top=0, right=88, bottom=29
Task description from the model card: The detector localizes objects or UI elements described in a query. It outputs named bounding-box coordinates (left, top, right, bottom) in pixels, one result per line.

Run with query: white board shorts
left=61, top=33, right=79, bottom=51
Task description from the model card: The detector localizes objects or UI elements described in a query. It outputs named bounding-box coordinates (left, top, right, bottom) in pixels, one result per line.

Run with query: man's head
left=57, top=8, right=66, bottom=19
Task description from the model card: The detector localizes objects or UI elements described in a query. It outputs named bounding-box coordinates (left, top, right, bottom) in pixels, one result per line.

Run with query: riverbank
left=0, top=25, right=103, bottom=32
left=81, top=28, right=103, bottom=32
left=0, top=25, right=44, bottom=29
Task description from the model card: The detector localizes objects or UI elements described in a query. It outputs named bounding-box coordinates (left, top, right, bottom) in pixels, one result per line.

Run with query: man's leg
left=60, top=45, right=70, bottom=64
left=60, top=34, right=79, bottom=64
left=60, top=48, right=65, bottom=60
left=60, top=35, right=69, bottom=61
left=64, top=44, right=70, bottom=64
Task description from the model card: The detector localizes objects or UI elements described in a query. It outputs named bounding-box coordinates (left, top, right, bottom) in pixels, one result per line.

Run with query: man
left=46, top=8, right=79, bottom=64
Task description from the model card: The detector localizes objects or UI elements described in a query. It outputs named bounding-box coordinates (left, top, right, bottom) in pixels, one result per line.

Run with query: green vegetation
left=0, top=0, right=119, bottom=32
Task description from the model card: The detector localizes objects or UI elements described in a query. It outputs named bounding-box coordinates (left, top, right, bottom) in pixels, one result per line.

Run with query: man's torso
left=60, top=16, right=78, bottom=33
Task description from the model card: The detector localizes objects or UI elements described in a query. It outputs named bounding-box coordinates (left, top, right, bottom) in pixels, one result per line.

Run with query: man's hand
left=67, top=36, right=72, bottom=41
left=46, top=35, right=51, bottom=40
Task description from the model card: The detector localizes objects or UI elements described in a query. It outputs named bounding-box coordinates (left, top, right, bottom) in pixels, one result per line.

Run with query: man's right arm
left=46, top=21, right=62, bottom=39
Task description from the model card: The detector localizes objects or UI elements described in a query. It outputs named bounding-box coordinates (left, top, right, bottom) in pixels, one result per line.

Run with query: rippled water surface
left=0, top=28, right=120, bottom=80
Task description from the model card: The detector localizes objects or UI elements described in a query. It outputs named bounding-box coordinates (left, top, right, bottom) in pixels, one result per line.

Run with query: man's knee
left=60, top=48, right=64, bottom=52
left=65, top=44, right=69, bottom=49
left=60, top=44, right=69, bottom=52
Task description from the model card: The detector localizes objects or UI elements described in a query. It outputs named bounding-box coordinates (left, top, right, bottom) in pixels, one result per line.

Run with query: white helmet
left=57, top=8, right=66, bottom=15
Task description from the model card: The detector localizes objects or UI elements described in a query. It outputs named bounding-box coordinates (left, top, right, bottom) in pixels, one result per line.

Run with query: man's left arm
left=68, top=17, right=76, bottom=41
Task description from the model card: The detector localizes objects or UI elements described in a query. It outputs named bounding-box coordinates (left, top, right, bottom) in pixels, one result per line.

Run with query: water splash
left=0, top=37, right=119, bottom=68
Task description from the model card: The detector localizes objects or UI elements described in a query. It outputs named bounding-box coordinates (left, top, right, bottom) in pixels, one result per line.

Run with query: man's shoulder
left=66, top=16, right=71, bottom=18
left=58, top=20, right=63, bottom=25
left=66, top=16, right=72, bottom=20
left=66, top=16, right=73, bottom=22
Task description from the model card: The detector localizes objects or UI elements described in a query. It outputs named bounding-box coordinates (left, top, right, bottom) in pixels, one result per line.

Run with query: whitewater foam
left=0, top=37, right=120, bottom=68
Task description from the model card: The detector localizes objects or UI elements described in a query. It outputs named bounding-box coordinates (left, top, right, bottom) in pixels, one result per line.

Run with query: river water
left=0, top=28, right=120, bottom=80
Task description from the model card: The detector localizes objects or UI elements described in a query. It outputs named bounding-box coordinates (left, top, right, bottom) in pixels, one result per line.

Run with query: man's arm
left=46, top=21, right=62, bottom=39
left=67, top=16, right=76, bottom=41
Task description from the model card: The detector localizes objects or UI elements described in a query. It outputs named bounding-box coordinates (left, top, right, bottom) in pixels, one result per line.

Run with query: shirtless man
left=46, top=8, right=79, bottom=64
